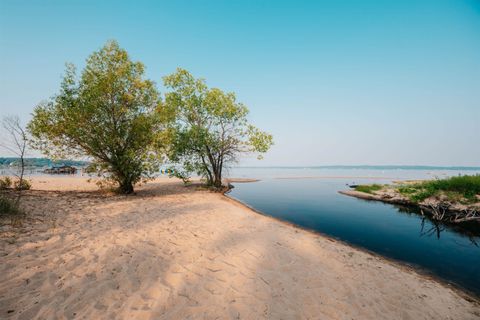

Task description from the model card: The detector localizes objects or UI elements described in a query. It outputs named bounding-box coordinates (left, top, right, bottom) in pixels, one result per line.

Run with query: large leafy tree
left=28, top=41, right=167, bottom=193
left=164, top=68, right=273, bottom=188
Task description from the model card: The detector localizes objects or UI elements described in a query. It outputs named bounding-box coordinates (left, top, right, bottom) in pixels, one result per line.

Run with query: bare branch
left=1, top=115, right=29, bottom=191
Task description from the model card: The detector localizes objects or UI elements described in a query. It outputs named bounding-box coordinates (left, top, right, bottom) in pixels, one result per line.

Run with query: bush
left=0, top=177, right=12, bottom=190
left=14, top=179, right=31, bottom=191
left=169, top=168, right=191, bottom=185
left=0, top=195, right=22, bottom=217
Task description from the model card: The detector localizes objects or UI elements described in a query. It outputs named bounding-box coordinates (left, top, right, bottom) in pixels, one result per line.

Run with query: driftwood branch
left=340, top=190, right=480, bottom=225
left=421, top=202, right=480, bottom=223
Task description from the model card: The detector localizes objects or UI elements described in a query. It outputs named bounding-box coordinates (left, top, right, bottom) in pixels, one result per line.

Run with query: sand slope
left=1, top=177, right=479, bottom=319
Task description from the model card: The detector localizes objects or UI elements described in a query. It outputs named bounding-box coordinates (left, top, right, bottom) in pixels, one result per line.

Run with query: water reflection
left=392, top=203, right=480, bottom=245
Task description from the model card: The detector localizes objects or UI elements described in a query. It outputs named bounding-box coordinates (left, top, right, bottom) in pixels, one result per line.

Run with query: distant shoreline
left=274, top=176, right=398, bottom=180
left=2, top=158, right=480, bottom=172
left=233, top=165, right=480, bottom=170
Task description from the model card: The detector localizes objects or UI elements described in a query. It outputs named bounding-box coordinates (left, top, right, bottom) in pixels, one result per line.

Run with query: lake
left=227, top=167, right=480, bottom=296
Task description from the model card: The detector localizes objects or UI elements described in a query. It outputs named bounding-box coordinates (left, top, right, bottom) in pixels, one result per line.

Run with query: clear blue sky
left=1, top=0, right=479, bottom=166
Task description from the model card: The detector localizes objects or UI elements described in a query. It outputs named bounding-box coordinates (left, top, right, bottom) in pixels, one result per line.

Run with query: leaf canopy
left=28, top=41, right=169, bottom=193
left=164, top=68, right=273, bottom=187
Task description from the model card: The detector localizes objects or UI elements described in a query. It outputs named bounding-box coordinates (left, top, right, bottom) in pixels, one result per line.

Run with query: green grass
left=354, top=184, right=383, bottom=194
left=397, top=174, right=480, bottom=203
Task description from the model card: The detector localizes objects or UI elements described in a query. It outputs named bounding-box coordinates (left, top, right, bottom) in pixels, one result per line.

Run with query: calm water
left=227, top=168, right=480, bottom=296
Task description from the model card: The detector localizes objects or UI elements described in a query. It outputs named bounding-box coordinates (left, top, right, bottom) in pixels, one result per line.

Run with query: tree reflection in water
left=394, top=204, right=479, bottom=246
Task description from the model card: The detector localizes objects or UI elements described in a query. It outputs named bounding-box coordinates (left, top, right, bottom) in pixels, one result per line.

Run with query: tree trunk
left=14, top=156, right=25, bottom=205
left=213, top=155, right=224, bottom=189
left=116, top=170, right=134, bottom=194
left=212, top=169, right=222, bottom=188
left=205, top=166, right=213, bottom=185
left=19, top=156, right=24, bottom=188
left=119, top=179, right=134, bottom=194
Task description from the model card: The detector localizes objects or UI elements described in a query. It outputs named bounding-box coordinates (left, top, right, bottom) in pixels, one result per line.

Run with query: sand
left=0, top=176, right=479, bottom=319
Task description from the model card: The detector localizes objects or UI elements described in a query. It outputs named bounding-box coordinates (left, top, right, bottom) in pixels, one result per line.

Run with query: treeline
left=23, top=40, right=273, bottom=193
left=0, top=158, right=88, bottom=168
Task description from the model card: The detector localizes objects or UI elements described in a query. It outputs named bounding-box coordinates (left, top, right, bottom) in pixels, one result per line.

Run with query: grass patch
left=355, top=184, right=383, bottom=194
left=397, top=174, right=480, bottom=203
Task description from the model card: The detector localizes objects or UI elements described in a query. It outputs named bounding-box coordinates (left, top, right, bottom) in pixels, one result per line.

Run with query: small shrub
left=0, top=177, right=12, bottom=190
left=0, top=195, right=22, bottom=217
left=14, top=179, right=31, bottom=191
left=355, top=184, right=382, bottom=194
left=93, top=178, right=117, bottom=192
left=169, top=169, right=191, bottom=185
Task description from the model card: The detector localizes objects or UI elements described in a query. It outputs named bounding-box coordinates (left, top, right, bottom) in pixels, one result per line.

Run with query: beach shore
left=1, top=177, right=479, bottom=319
left=340, top=186, right=480, bottom=224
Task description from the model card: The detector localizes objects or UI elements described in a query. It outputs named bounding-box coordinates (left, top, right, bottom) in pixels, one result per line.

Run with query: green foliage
left=0, top=176, right=31, bottom=191
left=163, top=68, right=273, bottom=188
left=167, top=167, right=191, bottom=185
left=28, top=41, right=168, bottom=193
left=355, top=184, right=382, bottom=194
left=397, top=185, right=433, bottom=202
left=397, top=175, right=480, bottom=203
left=14, top=179, right=31, bottom=191
left=0, top=177, right=12, bottom=190
left=0, top=195, right=22, bottom=217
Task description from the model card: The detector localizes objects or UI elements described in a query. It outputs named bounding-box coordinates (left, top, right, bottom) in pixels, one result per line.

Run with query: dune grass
left=354, top=184, right=383, bottom=194
left=397, top=175, right=480, bottom=204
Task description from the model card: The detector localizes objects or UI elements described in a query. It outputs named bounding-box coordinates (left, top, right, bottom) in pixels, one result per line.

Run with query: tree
left=28, top=41, right=167, bottom=194
left=0, top=115, right=29, bottom=190
left=164, top=68, right=273, bottom=188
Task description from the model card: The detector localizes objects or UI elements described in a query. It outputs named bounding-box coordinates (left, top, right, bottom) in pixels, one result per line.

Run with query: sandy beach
left=1, top=177, right=479, bottom=319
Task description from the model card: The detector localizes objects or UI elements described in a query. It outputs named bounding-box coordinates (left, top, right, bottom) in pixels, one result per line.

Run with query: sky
left=1, top=0, right=479, bottom=166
